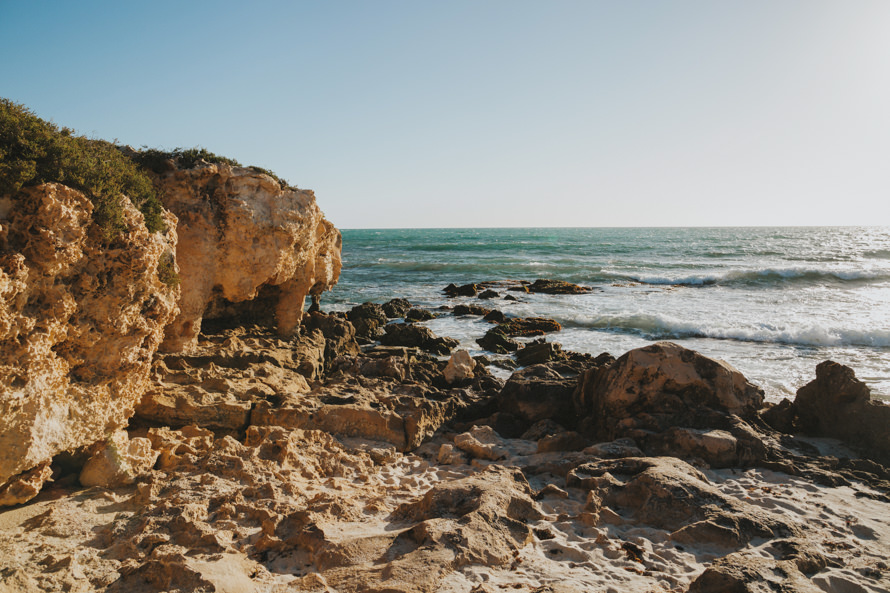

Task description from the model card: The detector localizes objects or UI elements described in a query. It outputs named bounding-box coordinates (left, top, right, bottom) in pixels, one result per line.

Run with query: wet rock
left=478, top=289, right=500, bottom=299
left=504, top=294, right=520, bottom=301
left=453, top=303, right=492, bottom=316
left=498, top=317, right=562, bottom=336
left=346, top=302, right=388, bottom=340
left=515, top=340, right=564, bottom=366
left=477, top=327, right=522, bottom=354
left=405, top=308, right=436, bottom=322
left=444, top=283, right=479, bottom=297
left=444, top=350, right=476, bottom=384
left=792, top=360, right=890, bottom=466
left=380, top=323, right=459, bottom=356
left=382, top=298, right=412, bottom=319
left=574, top=342, right=764, bottom=441
left=482, top=309, right=506, bottom=323
left=567, top=457, right=796, bottom=546
left=527, top=278, right=592, bottom=294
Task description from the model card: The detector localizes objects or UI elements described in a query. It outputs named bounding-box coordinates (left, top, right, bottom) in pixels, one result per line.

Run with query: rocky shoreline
left=1, top=159, right=889, bottom=591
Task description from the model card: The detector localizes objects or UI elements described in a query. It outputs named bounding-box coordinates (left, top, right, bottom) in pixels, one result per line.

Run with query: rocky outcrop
left=574, top=342, right=764, bottom=441
left=154, top=162, right=340, bottom=352
left=0, top=183, right=179, bottom=500
left=764, top=361, right=890, bottom=466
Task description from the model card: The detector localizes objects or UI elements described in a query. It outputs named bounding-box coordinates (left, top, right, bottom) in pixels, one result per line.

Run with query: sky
left=1, top=0, right=888, bottom=228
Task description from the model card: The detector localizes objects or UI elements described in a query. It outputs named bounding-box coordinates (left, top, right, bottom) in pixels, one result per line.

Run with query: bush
left=135, top=147, right=242, bottom=174
left=0, top=98, right=164, bottom=238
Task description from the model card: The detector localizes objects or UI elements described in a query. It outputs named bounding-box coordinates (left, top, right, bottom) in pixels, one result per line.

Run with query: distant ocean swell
left=561, top=312, right=890, bottom=348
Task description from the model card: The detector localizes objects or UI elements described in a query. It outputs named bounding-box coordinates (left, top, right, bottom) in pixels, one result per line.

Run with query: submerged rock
left=527, top=278, right=592, bottom=294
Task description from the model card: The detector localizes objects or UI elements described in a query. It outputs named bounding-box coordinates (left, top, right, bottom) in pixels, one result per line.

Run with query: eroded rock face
left=0, top=183, right=179, bottom=496
left=575, top=342, right=764, bottom=440
left=154, top=162, right=341, bottom=352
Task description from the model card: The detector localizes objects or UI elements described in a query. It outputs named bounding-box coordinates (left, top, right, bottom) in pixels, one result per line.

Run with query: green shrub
left=135, top=147, right=242, bottom=173
left=0, top=98, right=164, bottom=238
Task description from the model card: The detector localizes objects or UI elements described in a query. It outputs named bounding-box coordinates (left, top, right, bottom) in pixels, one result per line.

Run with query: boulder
left=498, top=364, right=580, bottom=429
left=346, top=302, right=388, bottom=340
left=482, top=309, right=506, bottom=323
left=79, top=430, right=159, bottom=488
left=478, top=289, right=500, bottom=299
left=497, top=317, right=562, bottom=336
left=0, top=183, right=179, bottom=501
left=301, top=310, right=360, bottom=372
left=453, top=304, right=491, bottom=316
left=405, top=308, right=436, bottom=322
left=155, top=162, right=340, bottom=351
left=444, top=350, right=476, bottom=384
left=574, top=342, right=764, bottom=441
left=515, top=340, right=564, bottom=366
left=791, top=361, right=890, bottom=465
left=380, top=323, right=459, bottom=356
left=453, top=425, right=510, bottom=461
left=382, top=298, right=412, bottom=319
left=477, top=327, right=522, bottom=354
left=443, top=283, right=479, bottom=297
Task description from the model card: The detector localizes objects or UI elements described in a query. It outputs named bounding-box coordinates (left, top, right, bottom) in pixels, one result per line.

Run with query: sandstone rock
left=155, top=163, right=340, bottom=351
left=380, top=323, right=459, bottom=356
left=574, top=342, right=764, bottom=441
left=688, top=552, right=823, bottom=593
left=145, top=425, right=215, bottom=471
left=567, top=457, right=796, bottom=546
left=0, top=183, right=179, bottom=495
left=79, top=430, right=159, bottom=488
left=301, top=310, right=361, bottom=371
left=443, top=350, right=476, bottom=384
left=792, top=360, right=890, bottom=466
left=453, top=425, right=509, bottom=461
left=537, top=431, right=589, bottom=453
left=0, top=461, right=52, bottom=506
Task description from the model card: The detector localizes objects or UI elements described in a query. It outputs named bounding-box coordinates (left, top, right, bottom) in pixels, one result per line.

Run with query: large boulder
left=574, top=342, right=764, bottom=440
left=380, top=323, right=458, bottom=356
left=792, top=361, right=890, bottom=466
left=155, top=162, right=341, bottom=352
left=0, top=183, right=179, bottom=501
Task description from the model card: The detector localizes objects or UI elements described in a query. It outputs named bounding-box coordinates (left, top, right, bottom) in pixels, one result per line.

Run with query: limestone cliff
left=152, top=161, right=341, bottom=352
left=0, top=183, right=180, bottom=496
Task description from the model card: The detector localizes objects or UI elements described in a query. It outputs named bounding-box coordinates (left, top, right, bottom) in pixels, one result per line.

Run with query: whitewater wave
left=562, top=311, right=890, bottom=348
left=607, top=267, right=890, bottom=287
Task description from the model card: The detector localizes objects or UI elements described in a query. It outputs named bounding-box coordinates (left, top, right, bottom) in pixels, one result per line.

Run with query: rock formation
left=0, top=183, right=179, bottom=499
left=152, top=162, right=341, bottom=352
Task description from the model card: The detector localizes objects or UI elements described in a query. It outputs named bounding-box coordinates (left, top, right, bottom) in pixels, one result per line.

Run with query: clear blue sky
left=2, top=1, right=888, bottom=228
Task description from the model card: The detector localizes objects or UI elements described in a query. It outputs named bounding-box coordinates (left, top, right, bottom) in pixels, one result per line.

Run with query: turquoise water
left=321, top=227, right=890, bottom=401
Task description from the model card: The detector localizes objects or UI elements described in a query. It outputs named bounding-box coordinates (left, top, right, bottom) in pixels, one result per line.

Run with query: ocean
left=320, top=227, right=890, bottom=402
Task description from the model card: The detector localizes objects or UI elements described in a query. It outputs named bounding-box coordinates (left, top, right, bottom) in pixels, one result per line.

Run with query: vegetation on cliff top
left=0, top=98, right=293, bottom=240
left=0, top=98, right=164, bottom=238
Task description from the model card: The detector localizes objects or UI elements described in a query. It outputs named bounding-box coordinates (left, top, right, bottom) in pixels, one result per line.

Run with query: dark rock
left=516, top=340, right=563, bottom=366
left=380, top=323, right=459, bottom=356
left=760, top=398, right=798, bottom=434
left=497, top=363, right=581, bottom=429
left=792, top=360, right=890, bottom=466
left=443, top=283, right=479, bottom=297
left=482, top=309, right=506, bottom=323
left=453, top=304, right=491, bottom=316
left=504, top=294, right=520, bottom=301
left=405, top=308, right=436, bottom=322
left=302, top=311, right=361, bottom=373
left=382, top=298, right=412, bottom=319
left=527, top=279, right=592, bottom=294
left=497, top=317, right=561, bottom=337
left=477, top=327, right=522, bottom=354
left=346, top=303, right=388, bottom=339
left=521, top=419, right=566, bottom=441
left=478, top=289, right=499, bottom=299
